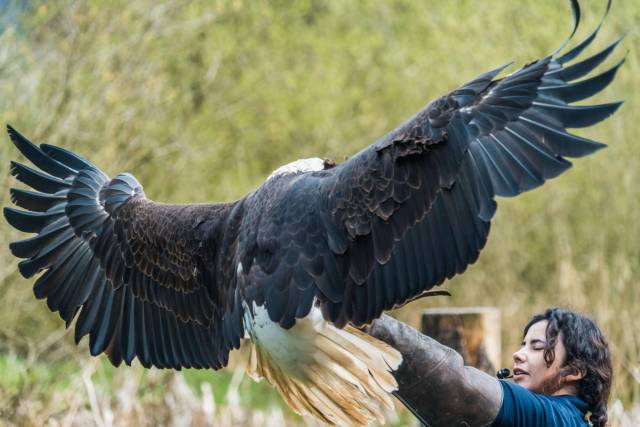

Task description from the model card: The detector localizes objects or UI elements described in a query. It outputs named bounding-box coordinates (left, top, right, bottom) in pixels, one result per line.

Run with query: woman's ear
left=563, top=366, right=587, bottom=383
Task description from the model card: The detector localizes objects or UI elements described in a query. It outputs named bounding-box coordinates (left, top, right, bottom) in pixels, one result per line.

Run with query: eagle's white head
left=267, top=157, right=327, bottom=180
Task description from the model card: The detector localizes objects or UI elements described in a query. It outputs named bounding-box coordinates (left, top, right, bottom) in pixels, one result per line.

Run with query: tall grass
left=0, top=0, right=638, bottom=425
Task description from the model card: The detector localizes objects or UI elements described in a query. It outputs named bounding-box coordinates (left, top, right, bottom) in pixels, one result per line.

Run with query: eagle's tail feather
left=245, top=307, right=401, bottom=426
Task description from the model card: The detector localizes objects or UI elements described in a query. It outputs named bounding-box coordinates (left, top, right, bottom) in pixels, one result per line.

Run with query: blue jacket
left=492, top=380, right=589, bottom=427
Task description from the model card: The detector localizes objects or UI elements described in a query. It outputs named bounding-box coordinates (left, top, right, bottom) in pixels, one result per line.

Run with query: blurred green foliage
left=0, top=0, right=638, bottom=425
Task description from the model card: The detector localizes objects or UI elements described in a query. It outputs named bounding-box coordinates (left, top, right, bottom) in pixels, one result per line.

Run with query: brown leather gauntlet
left=367, top=314, right=503, bottom=427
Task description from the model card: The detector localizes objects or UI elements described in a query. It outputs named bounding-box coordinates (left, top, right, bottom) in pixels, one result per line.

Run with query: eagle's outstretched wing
left=243, top=0, right=623, bottom=328
left=4, top=128, right=245, bottom=369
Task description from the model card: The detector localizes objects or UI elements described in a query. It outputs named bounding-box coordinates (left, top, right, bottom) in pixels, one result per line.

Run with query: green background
left=0, top=0, right=638, bottom=425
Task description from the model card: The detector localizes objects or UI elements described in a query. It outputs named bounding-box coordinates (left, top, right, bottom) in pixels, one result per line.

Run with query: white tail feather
left=244, top=305, right=402, bottom=426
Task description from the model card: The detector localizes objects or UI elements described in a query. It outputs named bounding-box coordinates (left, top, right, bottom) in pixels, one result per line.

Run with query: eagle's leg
left=244, top=304, right=402, bottom=426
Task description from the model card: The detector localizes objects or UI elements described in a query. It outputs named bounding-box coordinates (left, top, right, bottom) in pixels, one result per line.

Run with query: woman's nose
left=513, top=348, right=526, bottom=363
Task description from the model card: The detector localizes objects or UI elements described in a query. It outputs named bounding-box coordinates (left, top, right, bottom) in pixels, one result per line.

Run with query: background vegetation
left=0, top=0, right=638, bottom=425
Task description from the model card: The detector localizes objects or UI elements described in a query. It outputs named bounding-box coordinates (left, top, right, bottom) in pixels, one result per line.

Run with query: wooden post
left=421, top=307, right=501, bottom=375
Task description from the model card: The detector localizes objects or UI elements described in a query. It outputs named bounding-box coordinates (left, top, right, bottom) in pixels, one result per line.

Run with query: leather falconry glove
left=367, top=315, right=503, bottom=427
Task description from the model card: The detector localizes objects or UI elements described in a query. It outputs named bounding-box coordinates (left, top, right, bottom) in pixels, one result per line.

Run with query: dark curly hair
left=523, top=308, right=612, bottom=427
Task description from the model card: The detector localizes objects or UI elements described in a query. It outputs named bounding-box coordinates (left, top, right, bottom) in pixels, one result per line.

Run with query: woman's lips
left=513, top=368, right=529, bottom=377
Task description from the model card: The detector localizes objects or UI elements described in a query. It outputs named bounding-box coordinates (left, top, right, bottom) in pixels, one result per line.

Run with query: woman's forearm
left=367, top=314, right=503, bottom=427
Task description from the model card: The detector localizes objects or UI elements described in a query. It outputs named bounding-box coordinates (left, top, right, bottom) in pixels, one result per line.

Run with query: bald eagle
left=4, top=0, right=623, bottom=425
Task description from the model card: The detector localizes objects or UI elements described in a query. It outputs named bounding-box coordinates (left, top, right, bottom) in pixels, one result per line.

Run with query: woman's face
left=512, top=320, right=568, bottom=395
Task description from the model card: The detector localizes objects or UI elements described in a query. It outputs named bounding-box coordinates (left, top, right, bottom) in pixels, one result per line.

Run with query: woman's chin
left=513, top=376, right=528, bottom=388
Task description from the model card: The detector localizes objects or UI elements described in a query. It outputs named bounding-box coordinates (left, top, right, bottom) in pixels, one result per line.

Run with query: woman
left=367, top=308, right=612, bottom=426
